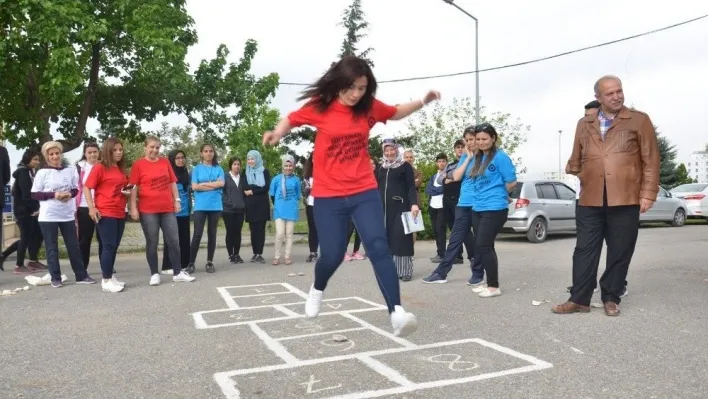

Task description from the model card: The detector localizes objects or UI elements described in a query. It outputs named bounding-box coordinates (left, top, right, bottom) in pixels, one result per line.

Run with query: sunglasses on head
left=473, top=123, right=494, bottom=133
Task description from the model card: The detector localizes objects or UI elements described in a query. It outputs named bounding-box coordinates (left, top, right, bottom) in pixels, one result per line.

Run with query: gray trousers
left=139, top=212, right=181, bottom=275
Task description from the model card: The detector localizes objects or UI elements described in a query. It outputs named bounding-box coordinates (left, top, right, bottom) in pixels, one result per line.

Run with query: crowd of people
left=0, top=54, right=659, bottom=336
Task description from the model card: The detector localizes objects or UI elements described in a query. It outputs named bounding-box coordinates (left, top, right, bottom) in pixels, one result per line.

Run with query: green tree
left=674, top=163, right=695, bottom=187
left=152, top=122, right=226, bottom=167
left=404, top=97, right=529, bottom=172
left=338, top=0, right=374, bottom=66
left=0, top=2, right=279, bottom=155
left=657, top=132, right=678, bottom=188
left=0, top=0, right=198, bottom=151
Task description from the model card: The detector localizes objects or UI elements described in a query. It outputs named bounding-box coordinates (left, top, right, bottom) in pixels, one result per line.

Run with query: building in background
left=687, top=151, right=708, bottom=183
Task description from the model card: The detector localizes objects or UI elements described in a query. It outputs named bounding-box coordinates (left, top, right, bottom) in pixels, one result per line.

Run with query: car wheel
left=526, top=217, right=547, bottom=243
left=672, top=208, right=686, bottom=227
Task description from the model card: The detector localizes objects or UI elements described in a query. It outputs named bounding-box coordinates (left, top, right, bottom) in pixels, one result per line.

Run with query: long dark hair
left=200, top=143, right=219, bottom=166
left=101, top=137, right=126, bottom=173
left=19, top=149, right=39, bottom=167
left=298, top=55, right=377, bottom=117
left=303, top=153, right=314, bottom=180
left=469, top=123, right=499, bottom=178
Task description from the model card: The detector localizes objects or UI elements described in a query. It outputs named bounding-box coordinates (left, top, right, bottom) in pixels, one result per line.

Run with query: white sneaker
left=391, top=305, right=418, bottom=337
left=471, top=284, right=487, bottom=293
left=149, top=273, right=160, bottom=286
left=102, top=279, right=124, bottom=293
left=173, top=271, right=196, bottom=283
left=478, top=287, right=501, bottom=298
left=305, top=285, right=324, bottom=318
left=111, top=274, right=126, bottom=287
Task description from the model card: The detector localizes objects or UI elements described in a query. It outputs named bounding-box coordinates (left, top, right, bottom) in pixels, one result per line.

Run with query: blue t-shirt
left=470, top=149, right=517, bottom=212
left=175, top=182, right=190, bottom=217
left=191, top=164, right=225, bottom=212
left=456, top=153, right=476, bottom=208
left=269, top=174, right=301, bottom=221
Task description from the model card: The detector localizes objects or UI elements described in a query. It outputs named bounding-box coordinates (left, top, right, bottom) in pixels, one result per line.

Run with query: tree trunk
left=62, top=42, right=102, bottom=154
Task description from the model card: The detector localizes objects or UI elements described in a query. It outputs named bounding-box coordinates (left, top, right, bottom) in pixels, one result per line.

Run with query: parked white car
left=639, top=186, right=687, bottom=227
left=669, top=183, right=708, bottom=220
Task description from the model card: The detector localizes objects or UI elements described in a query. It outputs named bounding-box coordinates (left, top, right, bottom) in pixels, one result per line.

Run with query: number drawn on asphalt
left=229, top=314, right=250, bottom=320
left=427, top=354, right=480, bottom=371
left=294, top=320, right=324, bottom=334
left=325, top=303, right=342, bottom=310
left=299, top=374, right=342, bottom=394
left=252, top=288, right=265, bottom=293
left=319, top=338, right=355, bottom=352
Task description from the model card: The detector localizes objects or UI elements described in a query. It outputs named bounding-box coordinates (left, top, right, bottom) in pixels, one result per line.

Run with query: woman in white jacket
left=31, top=141, right=95, bottom=288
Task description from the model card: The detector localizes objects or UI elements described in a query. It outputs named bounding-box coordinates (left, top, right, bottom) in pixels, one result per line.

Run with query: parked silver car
left=504, top=180, right=577, bottom=243
left=639, top=186, right=687, bottom=227
left=504, top=181, right=685, bottom=243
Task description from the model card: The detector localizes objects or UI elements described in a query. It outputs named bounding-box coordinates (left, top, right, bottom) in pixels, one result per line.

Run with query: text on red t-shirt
left=128, top=157, right=177, bottom=213
left=287, top=98, right=397, bottom=197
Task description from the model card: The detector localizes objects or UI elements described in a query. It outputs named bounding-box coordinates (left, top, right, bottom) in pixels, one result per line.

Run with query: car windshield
left=671, top=183, right=708, bottom=193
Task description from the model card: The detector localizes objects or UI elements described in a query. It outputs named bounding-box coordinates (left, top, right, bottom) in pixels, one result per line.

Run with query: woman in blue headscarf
left=243, top=150, right=271, bottom=263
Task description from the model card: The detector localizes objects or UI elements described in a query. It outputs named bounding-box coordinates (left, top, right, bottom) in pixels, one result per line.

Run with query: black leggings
left=223, top=212, right=245, bottom=256
left=249, top=221, right=267, bottom=255
left=346, top=219, right=362, bottom=252
left=306, top=205, right=318, bottom=253
left=470, top=209, right=508, bottom=288
left=162, top=215, right=190, bottom=270
left=77, top=207, right=102, bottom=271
left=11, top=215, right=42, bottom=266
left=190, top=211, right=221, bottom=263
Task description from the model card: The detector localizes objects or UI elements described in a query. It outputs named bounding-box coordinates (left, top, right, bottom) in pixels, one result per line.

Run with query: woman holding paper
left=376, top=138, right=419, bottom=281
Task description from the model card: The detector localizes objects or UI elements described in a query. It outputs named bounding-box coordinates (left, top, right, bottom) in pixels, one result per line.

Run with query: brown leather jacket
left=566, top=106, right=660, bottom=207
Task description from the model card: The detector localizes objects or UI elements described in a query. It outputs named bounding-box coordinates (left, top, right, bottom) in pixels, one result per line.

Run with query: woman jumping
left=262, top=55, right=440, bottom=337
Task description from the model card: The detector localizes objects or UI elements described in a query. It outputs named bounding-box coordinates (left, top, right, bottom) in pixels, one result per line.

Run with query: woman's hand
left=410, top=204, right=420, bottom=218
left=244, top=190, right=253, bottom=196
left=422, top=90, right=441, bottom=105
left=262, top=131, right=282, bottom=146
left=130, top=209, right=139, bottom=221
left=88, top=206, right=101, bottom=223
left=174, top=201, right=182, bottom=214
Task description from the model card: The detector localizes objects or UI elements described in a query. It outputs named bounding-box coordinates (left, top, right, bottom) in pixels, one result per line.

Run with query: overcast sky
left=6, top=0, right=708, bottom=178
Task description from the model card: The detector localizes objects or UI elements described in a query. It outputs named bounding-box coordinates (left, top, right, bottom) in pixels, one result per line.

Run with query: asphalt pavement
left=1, top=225, right=707, bottom=398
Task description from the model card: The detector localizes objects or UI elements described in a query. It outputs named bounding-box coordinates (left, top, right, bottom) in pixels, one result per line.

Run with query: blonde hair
left=144, top=135, right=160, bottom=146
left=41, top=141, right=63, bottom=158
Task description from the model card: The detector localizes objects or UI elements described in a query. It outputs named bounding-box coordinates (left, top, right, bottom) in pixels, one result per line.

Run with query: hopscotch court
left=192, top=283, right=553, bottom=398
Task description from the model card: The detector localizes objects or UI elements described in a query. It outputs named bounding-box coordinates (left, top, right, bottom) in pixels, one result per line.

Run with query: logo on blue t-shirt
left=488, top=164, right=496, bottom=172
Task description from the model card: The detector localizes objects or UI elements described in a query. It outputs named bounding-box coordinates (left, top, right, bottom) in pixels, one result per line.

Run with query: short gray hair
left=594, top=75, right=622, bottom=96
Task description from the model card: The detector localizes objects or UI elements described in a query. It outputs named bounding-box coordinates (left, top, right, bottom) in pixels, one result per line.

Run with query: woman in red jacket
left=262, top=55, right=440, bottom=337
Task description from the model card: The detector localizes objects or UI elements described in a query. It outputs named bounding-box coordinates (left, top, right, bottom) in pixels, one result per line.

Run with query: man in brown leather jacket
left=552, top=75, right=660, bottom=317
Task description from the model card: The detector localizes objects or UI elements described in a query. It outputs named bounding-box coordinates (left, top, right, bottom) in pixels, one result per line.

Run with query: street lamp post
left=442, top=0, right=480, bottom=125
left=558, top=130, right=563, bottom=179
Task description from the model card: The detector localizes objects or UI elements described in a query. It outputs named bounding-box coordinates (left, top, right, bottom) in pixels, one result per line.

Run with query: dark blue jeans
left=313, top=189, right=400, bottom=313
left=96, top=217, right=126, bottom=279
left=433, top=206, right=484, bottom=279
left=39, top=221, right=87, bottom=282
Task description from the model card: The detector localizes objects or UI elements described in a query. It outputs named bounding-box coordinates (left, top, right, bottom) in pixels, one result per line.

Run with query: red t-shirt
left=84, top=163, right=129, bottom=219
left=288, top=99, right=397, bottom=197
left=129, top=157, right=177, bottom=213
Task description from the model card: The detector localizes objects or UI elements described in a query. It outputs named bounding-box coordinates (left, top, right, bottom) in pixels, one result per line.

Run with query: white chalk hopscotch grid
left=191, top=283, right=553, bottom=399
